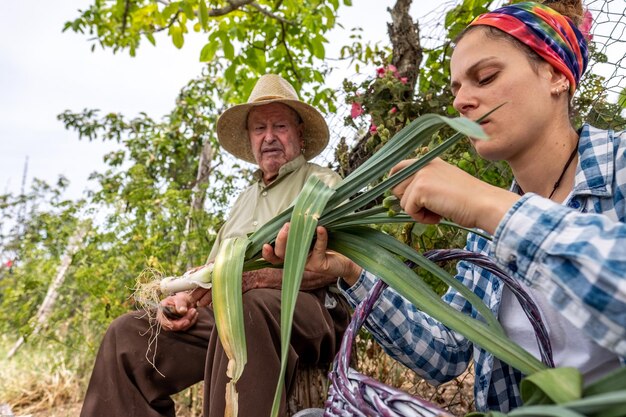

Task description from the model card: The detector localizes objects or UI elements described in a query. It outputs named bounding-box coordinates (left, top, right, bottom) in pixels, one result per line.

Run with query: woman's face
left=450, top=28, right=558, bottom=162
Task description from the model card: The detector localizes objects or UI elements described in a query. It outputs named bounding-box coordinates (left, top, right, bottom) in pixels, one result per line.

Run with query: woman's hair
left=455, top=0, right=587, bottom=101
left=542, top=0, right=584, bottom=25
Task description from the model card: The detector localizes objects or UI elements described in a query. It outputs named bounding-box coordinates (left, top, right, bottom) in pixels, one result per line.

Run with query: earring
left=552, top=84, right=569, bottom=96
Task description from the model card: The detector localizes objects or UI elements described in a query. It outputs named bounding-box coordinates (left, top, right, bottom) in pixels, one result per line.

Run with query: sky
left=1, top=1, right=623, bottom=202
left=0, top=1, right=436, bottom=201
left=0, top=1, right=206, bottom=199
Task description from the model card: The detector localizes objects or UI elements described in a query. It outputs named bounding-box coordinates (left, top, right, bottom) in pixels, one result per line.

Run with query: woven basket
left=324, top=249, right=554, bottom=416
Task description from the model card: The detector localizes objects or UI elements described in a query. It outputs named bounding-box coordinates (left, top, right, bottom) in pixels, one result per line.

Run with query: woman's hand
left=390, top=158, right=519, bottom=234
left=262, top=223, right=363, bottom=286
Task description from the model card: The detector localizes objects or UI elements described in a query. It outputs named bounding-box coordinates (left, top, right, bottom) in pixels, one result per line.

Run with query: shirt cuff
left=338, top=269, right=378, bottom=307
left=492, top=193, right=569, bottom=286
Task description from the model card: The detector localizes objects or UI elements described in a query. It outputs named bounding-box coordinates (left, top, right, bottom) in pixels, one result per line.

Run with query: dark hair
left=542, top=0, right=583, bottom=25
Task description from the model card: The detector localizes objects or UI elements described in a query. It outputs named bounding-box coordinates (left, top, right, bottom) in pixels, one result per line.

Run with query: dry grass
left=354, top=336, right=475, bottom=416
left=0, top=334, right=474, bottom=417
left=0, top=338, right=83, bottom=417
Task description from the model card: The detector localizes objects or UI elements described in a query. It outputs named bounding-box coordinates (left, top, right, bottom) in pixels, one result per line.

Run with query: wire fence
left=314, top=0, right=625, bottom=170
left=311, top=1, right=625, bottom=414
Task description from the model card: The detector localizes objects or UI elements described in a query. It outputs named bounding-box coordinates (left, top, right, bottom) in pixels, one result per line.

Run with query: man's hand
left=262, top=223, right=363, bottom=286
left=157, top=287, right=209, bottom=331
left=390, top=158, right=519, bottom=235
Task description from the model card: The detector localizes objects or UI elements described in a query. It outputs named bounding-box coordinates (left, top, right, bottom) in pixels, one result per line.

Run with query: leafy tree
left=64, top=0, right=353, bottom=110
left=0, top=178, right=85, bottom=339
left=2, top=2, right=624, bottom=414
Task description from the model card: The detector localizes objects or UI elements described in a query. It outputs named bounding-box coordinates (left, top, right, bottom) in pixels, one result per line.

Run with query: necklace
left=518, top=142, right=579, bottom=200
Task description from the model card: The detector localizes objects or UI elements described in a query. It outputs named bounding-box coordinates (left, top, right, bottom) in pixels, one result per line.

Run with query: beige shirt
left=207, top=155, right=341, bottom=261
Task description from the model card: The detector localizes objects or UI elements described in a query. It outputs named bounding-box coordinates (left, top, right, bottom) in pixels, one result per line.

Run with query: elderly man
left=80, top=74, right=350, bottom=417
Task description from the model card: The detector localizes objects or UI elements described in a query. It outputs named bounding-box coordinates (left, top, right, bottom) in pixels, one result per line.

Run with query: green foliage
left=338, top=28, right=390, bottom=74
left=63, top=0, right=353, bottom=111
left=0, top=180, right=85, bottom=339
left=571, top=44, right=626, bottom=130
left=419, top=0, right=495, bottom=117
left=0, top=72, right=243, bottom=362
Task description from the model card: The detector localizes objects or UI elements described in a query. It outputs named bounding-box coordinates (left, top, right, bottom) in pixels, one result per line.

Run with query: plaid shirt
left=339, top=124, right=626, bottom=412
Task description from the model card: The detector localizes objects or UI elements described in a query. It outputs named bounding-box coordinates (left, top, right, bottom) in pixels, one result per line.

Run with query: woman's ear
left=544, top=63, right=570, bottom=96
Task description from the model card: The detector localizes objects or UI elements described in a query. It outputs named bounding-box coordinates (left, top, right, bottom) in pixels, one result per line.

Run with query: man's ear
left=298, top=123, right=305, bottom=142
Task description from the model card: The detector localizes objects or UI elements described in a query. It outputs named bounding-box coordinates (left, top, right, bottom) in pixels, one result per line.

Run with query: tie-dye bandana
left=470, top=1, right=588, bottom=94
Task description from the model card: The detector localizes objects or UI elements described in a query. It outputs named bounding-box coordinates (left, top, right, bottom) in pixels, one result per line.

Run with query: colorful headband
left=469, top=1, right=588, bottom=94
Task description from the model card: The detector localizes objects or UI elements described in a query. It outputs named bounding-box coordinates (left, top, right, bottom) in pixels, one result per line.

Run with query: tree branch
left=150, top=0, right=293, bottom=36
left=279, top=21, right=301, bottom=84
left=121, top=0, right=131, bottom=36
left=208, top=0, right=255, bottom=16
left=153, top=10, right=181, bottom=33
left=249, top=2, right=294, bottom=25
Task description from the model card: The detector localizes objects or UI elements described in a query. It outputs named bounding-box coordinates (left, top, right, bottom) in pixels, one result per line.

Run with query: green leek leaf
left=269, top=176, right=335, bottom=417
left=327, top=229, right=546, bottom=376
left=212, top=236, right=250, bottom=417
left=520, top=367, right=582, bottom=405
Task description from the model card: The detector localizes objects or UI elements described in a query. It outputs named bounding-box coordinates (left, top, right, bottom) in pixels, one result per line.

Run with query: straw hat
left=216, top=74, right=329, bottom=164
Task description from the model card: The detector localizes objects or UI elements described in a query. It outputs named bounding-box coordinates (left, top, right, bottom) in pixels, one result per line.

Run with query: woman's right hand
left=262, top=223, right=363, bottom=286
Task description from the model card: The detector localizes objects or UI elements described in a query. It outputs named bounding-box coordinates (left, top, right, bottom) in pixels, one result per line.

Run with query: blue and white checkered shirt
left=338, top=124, right=626, bottom=412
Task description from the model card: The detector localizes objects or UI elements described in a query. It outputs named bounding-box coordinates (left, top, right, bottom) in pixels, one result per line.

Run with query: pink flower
left=387, top=64, right=398, bottom=74
left=390, top=107, right=397, bottom=114
left=350, top=102, right=364, bottom=118
left=370, top=124, right=377, bottom=133
left=580, top=9, right=593, bottom=41
left=400, top=77, right=408, bottom=84
left=376, top=67, right=385, bottom=78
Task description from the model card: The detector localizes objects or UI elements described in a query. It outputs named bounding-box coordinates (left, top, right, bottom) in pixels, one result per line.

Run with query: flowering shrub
left=344, top=65, right=418, bottom=152
left=580, top=9, right=593, bottom=42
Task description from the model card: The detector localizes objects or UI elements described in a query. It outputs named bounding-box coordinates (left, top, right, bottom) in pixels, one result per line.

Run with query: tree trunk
left=7, top=223, right=89, bottom=358
left=177, top=139, right=214, bottom=270
left=287, top=365, right=330, bottom=415
left=388, top=0, right=422, bottom=93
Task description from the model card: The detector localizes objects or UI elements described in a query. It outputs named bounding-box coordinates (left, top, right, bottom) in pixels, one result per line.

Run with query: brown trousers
left=80, top=288, right=350, bottom=417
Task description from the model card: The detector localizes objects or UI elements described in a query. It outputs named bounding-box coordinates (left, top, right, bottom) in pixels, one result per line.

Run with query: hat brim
left=216, top=98, right=330, bottom=164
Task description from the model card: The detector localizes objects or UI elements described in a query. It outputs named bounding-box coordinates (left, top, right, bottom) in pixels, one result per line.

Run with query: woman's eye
left=478, top=73, right=497, bottom=85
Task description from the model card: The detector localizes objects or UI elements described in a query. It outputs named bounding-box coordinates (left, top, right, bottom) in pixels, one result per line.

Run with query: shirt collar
left=572, top=124, right=614, bottom=198
left=511, top=124, right=614, bottom=198
left=252, top=154, right=306, bottom=187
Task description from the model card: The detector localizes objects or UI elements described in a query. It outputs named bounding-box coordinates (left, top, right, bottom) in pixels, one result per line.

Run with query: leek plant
left=151, top=110, right=625, bottom=417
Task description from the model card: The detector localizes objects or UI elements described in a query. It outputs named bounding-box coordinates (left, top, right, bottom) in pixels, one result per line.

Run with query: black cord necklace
left=518, top=142, right=579, bottom=200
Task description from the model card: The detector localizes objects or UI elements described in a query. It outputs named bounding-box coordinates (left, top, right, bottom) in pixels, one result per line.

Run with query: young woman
left=264, top=0, right=625, bottom=412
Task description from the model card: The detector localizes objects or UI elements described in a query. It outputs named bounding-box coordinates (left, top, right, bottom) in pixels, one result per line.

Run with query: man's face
left=247, top=103, right=304, bottom=183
